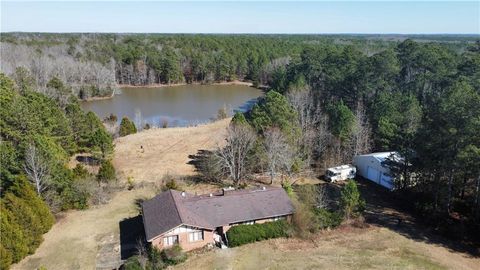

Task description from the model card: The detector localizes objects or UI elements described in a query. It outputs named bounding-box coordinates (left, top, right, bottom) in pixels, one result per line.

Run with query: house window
left=188, top=231, right=204, bottom=242
left=273, top=216, right=285, bottom=221
left=241, top=220, right=255, bottom=225
left=163, top=235, right=178, bottom=246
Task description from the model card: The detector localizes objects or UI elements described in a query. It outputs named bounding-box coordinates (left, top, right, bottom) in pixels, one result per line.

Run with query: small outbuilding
left=353, top=152, right=402, bottom=190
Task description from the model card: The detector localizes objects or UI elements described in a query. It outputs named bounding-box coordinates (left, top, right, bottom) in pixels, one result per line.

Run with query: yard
left=12, top=119, right=480, bottom=270
left=176, top=227, right=461, bottom=270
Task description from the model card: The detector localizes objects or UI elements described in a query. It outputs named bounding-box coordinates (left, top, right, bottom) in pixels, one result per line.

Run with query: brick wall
left=151, top=229, right=215, bottom=251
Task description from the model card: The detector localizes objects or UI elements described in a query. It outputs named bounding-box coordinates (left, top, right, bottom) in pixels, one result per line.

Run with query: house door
left=367, top=167, right=380, bottom=184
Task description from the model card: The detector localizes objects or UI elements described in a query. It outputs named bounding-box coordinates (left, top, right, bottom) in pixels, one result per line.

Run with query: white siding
left=164, top=225, right=200, bottom=236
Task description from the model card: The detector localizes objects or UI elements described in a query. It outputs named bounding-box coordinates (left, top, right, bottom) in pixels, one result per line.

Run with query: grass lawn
left=175, top=227, right=458, bottom=270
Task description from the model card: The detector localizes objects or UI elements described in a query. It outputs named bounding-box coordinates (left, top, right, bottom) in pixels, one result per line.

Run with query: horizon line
left=2, top=31, right=480, bottom=36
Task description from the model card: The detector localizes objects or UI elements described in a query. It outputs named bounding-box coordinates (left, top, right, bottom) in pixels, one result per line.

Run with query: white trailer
left=325, top=165, right=356, bottom=182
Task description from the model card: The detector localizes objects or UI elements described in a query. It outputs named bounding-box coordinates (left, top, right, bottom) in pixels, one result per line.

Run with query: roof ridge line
left=169, top=190, right=185, bottom=224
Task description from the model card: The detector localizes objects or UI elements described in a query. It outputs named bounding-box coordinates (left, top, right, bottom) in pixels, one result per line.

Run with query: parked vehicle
left=325, top=165, right=356, bottom=182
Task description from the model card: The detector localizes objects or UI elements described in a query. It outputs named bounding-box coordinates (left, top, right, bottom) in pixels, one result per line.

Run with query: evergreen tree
left=340, top=180, right=365, bottom=219
left=119, top=117, right=137, bottom=137
left=97, top=160, right=116, bottom=183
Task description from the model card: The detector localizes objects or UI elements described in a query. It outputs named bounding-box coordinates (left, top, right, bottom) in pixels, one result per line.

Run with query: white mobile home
left=325, top=165, right=356, bottom=182
left=353, top=152, right=401, bottom=190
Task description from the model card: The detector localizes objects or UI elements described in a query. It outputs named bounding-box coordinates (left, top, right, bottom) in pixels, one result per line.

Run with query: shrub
left=340, top=180, right=365, bottom=219
left=291, top=197, right=317, bottom=236
left=123, top=256, right=144, bottom=270
left=313, top=208, right=343, bottom=229
left=97, top=160, right=115, bottom=183
left=119, top=117, right=137, bottom=137
left=226, top=220, right=290, bottom=247
left=161, top=174, right=181, bottom=191
left=161, top=245, right=187, bottom=265
left=217, top=105, right=228, bottom=120
left=281, top=179, right=294, bottom=197
left=73, top=163, right=89, bottom=179
left=0, top=244, right=12, bottom=270
left=127, top=176, right=135, bottom=190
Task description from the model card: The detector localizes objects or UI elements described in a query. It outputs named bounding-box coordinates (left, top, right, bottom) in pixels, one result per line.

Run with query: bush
left=217, top=105, right=228, bottom=120
left=161, top=245, right=187, bottom=265
left=122, top=256, right=144, bottom=270
left=340, top=180, right=365, bottom=219
left=73, top=163, right=89, bottom=179
left=226, top=220, right=290, bottom=247
left=313, top=208, right=343, bottom=229
left=97, top=160, right=115, bottom=183
left=281, top=180, right=294, bottom=197
left=119, top=117, right=137, bottom=137
left=291, top=197, right=317, bottom=236
left=160, top=174, right=181, bottom=191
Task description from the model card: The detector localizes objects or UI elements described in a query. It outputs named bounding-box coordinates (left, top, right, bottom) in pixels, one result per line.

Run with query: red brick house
left=141, top=187, right=294, bottom=251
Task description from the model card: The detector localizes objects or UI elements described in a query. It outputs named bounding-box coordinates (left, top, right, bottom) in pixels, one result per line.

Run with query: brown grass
left=175, top=226, right=478, bottom=270
left=12, top=119, right=229, bottom=270
left=12, top=118, right=480, bottom=270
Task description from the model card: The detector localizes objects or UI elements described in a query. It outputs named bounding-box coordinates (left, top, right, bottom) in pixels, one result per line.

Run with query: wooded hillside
left=1, top=33, right=476, bottom=99
left=0, top=74, right=114, bottom=269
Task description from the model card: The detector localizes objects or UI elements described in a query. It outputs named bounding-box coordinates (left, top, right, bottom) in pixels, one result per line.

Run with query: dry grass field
left=176, top=226, right=478, bottom=270
left=12, top=120, right=229, bottom=270
left=12, top=118, right=480, bottom=270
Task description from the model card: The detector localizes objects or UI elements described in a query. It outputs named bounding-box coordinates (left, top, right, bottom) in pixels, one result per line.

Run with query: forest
left=0, top=33, right=476, bottom=99
left=0, top=34, right=479, bottom=269
left=195, top=38, right=480, bottom=246
left=0, top=74, right=114, bottom=269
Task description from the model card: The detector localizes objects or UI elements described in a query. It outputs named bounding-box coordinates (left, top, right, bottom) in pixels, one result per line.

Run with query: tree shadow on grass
left=119, top=215, right=145, bottom=260
left=356, top=177, right=480, bottom=258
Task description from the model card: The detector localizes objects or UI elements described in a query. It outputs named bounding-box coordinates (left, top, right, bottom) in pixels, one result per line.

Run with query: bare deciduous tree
left=287, top=87, right=332, bottom=164
left=24, top=144, right=49, bottom=195
left=136, top=237, right=148, bottom=269
left=264, top=128, right=293, bottom=184
left=316, top=185, right=328, bottom=209
left=134, top=109, right=144, bottom=132
left=216, top=124, right=256, bottom=185
left=351, top=102, right=373, bottom=157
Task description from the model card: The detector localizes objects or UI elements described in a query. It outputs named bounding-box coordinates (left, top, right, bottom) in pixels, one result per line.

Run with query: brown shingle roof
left=142, top=187, right=295, bottom=241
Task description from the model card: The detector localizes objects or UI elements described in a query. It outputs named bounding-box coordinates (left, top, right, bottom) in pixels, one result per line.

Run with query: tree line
left=0, top=74, right=115, bottom=269
left=1, top=33, right=476, bottom=99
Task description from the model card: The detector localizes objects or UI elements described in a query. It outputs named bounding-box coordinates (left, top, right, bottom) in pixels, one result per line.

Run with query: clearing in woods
left=12, top=118, right=480, bottom=270
left=12, top=119, right=229, bottom=270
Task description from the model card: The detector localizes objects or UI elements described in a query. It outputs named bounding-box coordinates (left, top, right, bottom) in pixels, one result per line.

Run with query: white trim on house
left=148, top=223, right=212, bottom=242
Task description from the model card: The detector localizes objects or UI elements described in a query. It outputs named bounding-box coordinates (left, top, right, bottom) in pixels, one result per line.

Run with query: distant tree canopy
left=1, top=33, right=476, bottom=99
left=0, top=73, right=114, bottom=268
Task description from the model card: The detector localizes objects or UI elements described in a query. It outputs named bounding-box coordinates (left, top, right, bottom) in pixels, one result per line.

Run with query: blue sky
left=1, top=1, right=479, bottom=34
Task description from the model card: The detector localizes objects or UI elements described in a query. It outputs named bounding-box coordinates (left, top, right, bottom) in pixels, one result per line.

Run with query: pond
left=81, top=84, right=263, bottom=127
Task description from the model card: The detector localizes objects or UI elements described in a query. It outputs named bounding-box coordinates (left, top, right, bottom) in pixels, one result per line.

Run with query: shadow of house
left=119, top=215, right=145, bottom=260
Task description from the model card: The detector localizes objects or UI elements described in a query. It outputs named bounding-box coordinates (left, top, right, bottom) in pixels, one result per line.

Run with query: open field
left=12, top=118, right=480, bottom=270
left=175, top=226, right=477, bottom=270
